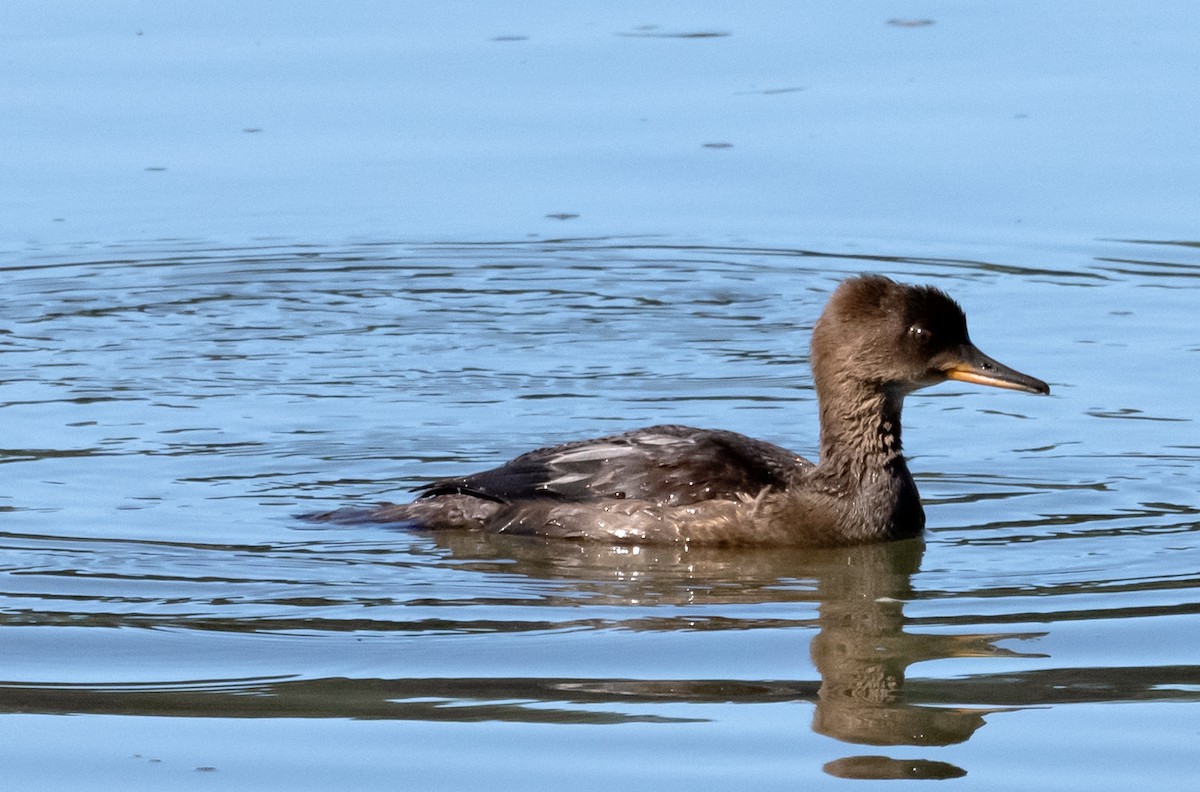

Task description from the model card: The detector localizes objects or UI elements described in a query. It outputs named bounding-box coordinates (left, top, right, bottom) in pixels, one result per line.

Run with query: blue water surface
left=2, top=3, right=1199, bottom=791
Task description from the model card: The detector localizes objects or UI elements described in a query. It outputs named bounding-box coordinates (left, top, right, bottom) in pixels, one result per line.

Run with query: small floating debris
left=886, top=18, right=935, bottom=27
left=242, top=127, right=263, bottom=133
left=618, top=27, right=730, bottom=39
left=545, top=213, right=579, bottom=221
left=736, top=86, right=806, bottom=96
left=143, top=166, right=167, bottom=172
left=702, top=142, right=733, bottom=149
left=490, top=35, right=529, bottom=42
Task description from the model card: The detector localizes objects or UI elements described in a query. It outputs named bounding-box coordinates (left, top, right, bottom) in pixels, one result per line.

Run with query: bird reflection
left=424, top=532, right=1043, bottom=779
left=1, top=532, right=1049, bottom=780
left=808, top=541, right=987, bottom=748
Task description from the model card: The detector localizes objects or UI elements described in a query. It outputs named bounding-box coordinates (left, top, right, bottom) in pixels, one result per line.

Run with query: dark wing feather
left=417, top=424, right=812, bottom=507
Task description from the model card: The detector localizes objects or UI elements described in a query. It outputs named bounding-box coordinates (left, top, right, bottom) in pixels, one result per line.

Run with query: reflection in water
left=450, top=536, right=1030, bottom=778
left=823, top=755, right=967, bottom=781
left=807, top=542, right=990, bottom=780
left=0, top=534, right=1060, bottom=779
left=432, top=535, right=1033, bottom=763
left=6, top=238, right=1200, bottom=785
left=809, top=541, right=1031, bottom=754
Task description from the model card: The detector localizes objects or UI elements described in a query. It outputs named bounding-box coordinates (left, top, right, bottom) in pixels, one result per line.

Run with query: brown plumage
left=309, top=275, right=1049, bottom=546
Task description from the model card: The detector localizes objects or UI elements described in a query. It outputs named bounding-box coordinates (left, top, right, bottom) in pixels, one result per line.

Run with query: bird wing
left=416, top=424, right=812, bottom=507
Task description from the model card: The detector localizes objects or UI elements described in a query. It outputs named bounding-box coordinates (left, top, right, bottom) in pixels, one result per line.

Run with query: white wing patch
left=549, top=443, right=634, bottom=465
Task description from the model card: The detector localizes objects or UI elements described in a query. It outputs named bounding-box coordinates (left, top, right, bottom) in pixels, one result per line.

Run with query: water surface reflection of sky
left=3, top=3, right=1199, bottom=791
left=4, top=1, right=1198, bottom=249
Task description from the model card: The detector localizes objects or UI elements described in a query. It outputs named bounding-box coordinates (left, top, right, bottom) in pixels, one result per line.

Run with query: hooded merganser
left=312, top=275, right=1049, bottom=546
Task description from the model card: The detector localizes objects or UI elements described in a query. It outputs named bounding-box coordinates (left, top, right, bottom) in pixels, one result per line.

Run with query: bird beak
left=941, top=344, right=1050, bottom=395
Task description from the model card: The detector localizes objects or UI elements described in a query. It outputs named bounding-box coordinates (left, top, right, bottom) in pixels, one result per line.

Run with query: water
left=3, top=3, right=1200, bottom=791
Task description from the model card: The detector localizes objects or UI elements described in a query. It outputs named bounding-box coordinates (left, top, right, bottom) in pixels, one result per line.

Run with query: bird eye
left=908, top=324, right=932, bottom=343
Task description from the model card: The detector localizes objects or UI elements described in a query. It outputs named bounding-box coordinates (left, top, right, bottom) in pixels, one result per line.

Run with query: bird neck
left=816, top=380, right=909, bottom=486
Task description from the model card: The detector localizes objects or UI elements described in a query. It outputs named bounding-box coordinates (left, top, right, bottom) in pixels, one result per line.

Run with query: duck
left=311, top=274, right=1049, bottom=546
